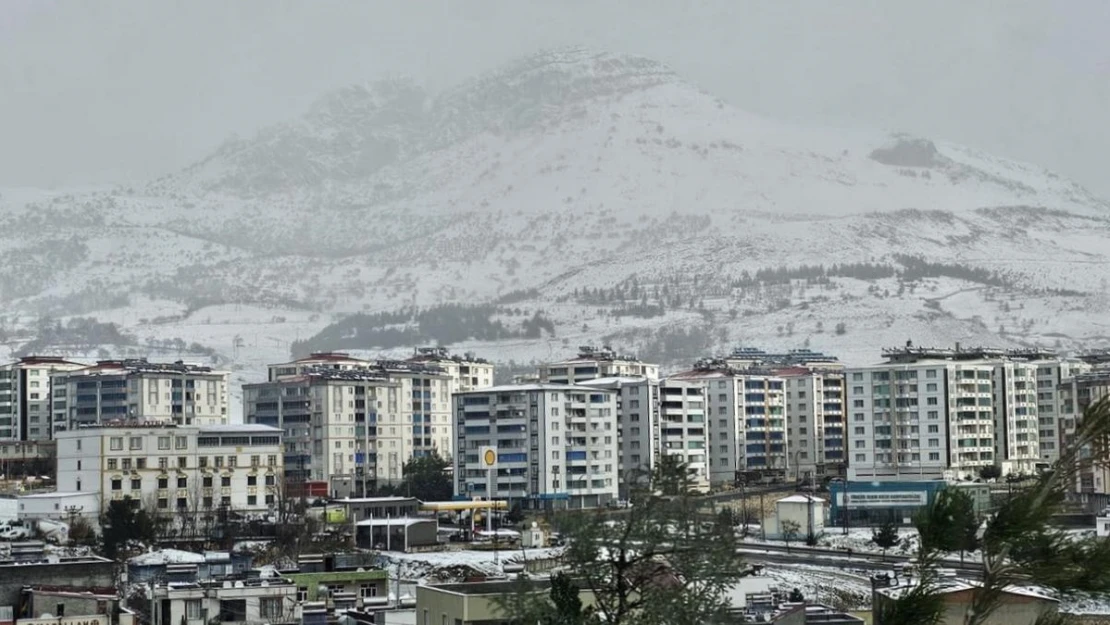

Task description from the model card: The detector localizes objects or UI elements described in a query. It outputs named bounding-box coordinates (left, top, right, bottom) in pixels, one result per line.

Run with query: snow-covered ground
left=378, top=547, right=564, bottom=583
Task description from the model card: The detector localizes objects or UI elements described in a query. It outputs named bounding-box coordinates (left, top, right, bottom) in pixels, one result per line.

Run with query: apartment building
left=577, top=377, right=659, bottom=493
left=55, top=423, right=283, bottom=515
left=669, top=360, right=787, bottom=485
left=536, top=346, right=659, bottom=384
left=151, top=578, right=300, bottom=625
left=781, top=367, right=847, bottom=481
left=1057, top=370, right=1110, bottom=493
left=452, top=384, right=619, bottom=509
left=578, top=377, right=709, bottom=493
left=1035, top=359, right=1091, bottom=462
left=244, top=368, right=402, bottom=494
left=0, top=356, right=86, bottom=442
left=407, top=347, right=495, bottom=392
left=51, top=359, right=229, bottom=433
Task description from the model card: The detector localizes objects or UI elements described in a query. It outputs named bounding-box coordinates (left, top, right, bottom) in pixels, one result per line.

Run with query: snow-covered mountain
left=2, top=47, right=1109, bottom=402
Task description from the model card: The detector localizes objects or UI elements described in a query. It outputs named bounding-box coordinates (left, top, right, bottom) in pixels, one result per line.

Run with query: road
left=736, top=541, right=984, bottom=578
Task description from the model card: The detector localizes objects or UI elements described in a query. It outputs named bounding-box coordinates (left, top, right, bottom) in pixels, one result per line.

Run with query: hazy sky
left=2, top=1, right=1108, bottom=194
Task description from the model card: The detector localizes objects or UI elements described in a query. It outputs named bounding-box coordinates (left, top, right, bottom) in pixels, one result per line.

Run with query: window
left=267, top=455, right=277, bottom=467
left=259, top=598, right=282, bottom=621
left=131, top=478, right=141, bottom=490
left=185, top=600, right=202, bottom=620
left=265, top=475, right=275, bottom=486
left=250, top=455, right=260, bottom=467
left=360, top=583, right=378, bottom=598
left=247, top=475, right=257, bottom=486
left=158, top=436, right=171, bottom=450
left=175, top=436, right=188, bottom=450
left=227, top=456, right=237, bottom=468
left=107, top=458, right=118, bottom=470
left=199, top=456, right=208, bottom=468
left=247, top=495, right=257, bottom=506
left=177, top=477, right=187, bottom=488
left=129, top=437, right=143, bottom=450
left=203, top=476, right=213, bottom=488
left=158, top=477, right=168, bottom=489
left=177, top=498, right=187, bottom=509
left=297, top=588, right=308, bottom=602
left=121, top=458, right=132, bottom=470
left=221, top=476, right=231, bottom=487
left=110, top=437, right=123, bottom=451
left=158, top=457, right=168, bottom=470
left=178, top=457, right=188, bottom=469
left=111, top=478, right=122, bottom=491
left=157, top=498, right=168, bottom=509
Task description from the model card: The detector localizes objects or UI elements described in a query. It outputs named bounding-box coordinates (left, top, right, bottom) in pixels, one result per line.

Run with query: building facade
left=51, top=359, right=229, bottom=433
left=452, top=384, right=619, bottom=509
left=782, top=367, right=847, bottom=482
left=0, top=356, right=86, bottom=442
left=55, top=424, right=282, bottom=515
left=536, top=346, right=659, bottom=384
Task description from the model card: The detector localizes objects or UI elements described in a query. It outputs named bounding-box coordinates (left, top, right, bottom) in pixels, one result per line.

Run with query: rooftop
left=199, top=424, right=282, bottom=434
left=408, top=347, right=490, bottom=364
left=454, top=383, right=613, bottom=394
left=333, top=496, right=419, bottom=504
left=881, top=341, right=1059, bottom=363
left=70, top=359, right=225, bottom=376
left=426, top=579, right=553, bottom=596
left=876, top=579, right=1058, bottom=602
left=130, top=549, right=206, bottom=566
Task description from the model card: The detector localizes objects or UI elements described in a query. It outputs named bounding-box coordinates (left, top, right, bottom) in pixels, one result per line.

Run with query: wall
left=0, top=560, right=115, bottom=611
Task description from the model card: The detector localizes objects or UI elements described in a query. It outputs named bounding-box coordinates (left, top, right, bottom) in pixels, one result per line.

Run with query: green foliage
left=978, top=464, right=1002, bottom=480
left=292, top=304, right=555, bottom=355
left=100, top=497, right=157, bottom=561
left=500, top=457, right=747, bottom=625
left=884, top=396, right=1110, bottom=625
left=650, top=454, right=696, bottom=497
left=871, top=519, right=901, bottom=556
left=377, top=451, right=453, bottom=502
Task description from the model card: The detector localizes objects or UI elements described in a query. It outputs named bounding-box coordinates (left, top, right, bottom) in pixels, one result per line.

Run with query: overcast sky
left=2, top=0, right=1108, bottom=194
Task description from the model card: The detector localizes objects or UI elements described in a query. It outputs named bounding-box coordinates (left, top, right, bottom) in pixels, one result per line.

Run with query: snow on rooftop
left=877, top=580, right=1058, bottom=603
left=778, top=495, right=826, bottom=504
left=130, top=549, right=205, bottom=566
left=454, top=383, right=610, bottom=394
left=199, top=424, right=281, bottom=433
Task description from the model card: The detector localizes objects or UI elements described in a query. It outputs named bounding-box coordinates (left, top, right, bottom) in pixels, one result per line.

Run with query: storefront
left=828, top=480, right=946, bottom=526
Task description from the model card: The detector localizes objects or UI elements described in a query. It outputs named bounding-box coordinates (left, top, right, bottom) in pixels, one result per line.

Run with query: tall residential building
left=244, top=367, right=401, bottom=495
left=0, top=356, right=86, bottom=442
left=1034, top=359, right=1091, bottom=462
left=669, top=360, right=786, bottom=485
left=406, top=347, right=495, bottom=393
left=577, top=377, right=659, bottom=493
left=1057, top=370, right=1110, bottom=493
left=537, top=346, right=659, bottom=384
left=51, top=359, right=229, bottom=433
left=452, top=384, right=619, bottom=509
left=55, top=423, right=283, bottom=515
left=579, top=377, right=710, bottom=494
left=781, top=367, right=848, bottom=482
left=847, top=356, right=995, bottom=481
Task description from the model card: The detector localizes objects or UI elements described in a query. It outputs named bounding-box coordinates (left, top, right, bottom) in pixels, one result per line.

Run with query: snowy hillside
left=1, top=46, right=1109, bottom=408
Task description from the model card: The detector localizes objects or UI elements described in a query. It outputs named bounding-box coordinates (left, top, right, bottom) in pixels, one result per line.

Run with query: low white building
left=762, top=494, right=827, bottom=540
left=152, top=578, right=300, bottom=625
left=18, top=490, right=101, bottom=526
left=55, top=423, right=283, bottom=516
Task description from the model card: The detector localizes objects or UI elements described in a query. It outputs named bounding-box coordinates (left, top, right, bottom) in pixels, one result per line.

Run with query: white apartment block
left=244, top=368, right=403, bottom=495
left=1035, top=359, right=1091, bottom=462
left=55, top=423, right=283, bottom=515
left=537, top=346, right=659, bottom=384
left=991, top=360, right=1041, bottom=474
left=1056, top=370, right=1110, bottom=493
left=657, top=379, right=710, bottom=491
left=782, top=367, right=847, bottom=482
left=577, top=377, right=659, bottom=494
left=51, top=359, right=229, bottom=433
left=0, top=356, right=86, bottom=442
left=670, top=360, right=787, bottom=485
left=407, top=347, right=495, bottom=393
left=452, top=384, right=619, bottom=509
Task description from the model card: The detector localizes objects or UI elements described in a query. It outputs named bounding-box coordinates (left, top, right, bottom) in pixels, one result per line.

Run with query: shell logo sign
left=479, top=446, right=498, bottom=468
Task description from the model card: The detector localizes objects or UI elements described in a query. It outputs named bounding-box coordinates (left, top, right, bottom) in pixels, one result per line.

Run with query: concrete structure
left=577, top=377, right=659, bottom=495
left=19, top=586, right=135, bottom=625
left=151, top=578, right=299, bottom=625
left=0, top=357, right=86, bottom=442
left=245, top=367, right=401, bottom=494
left=0, top=553, right=115, bottom=614
left=536, top=345, right=659, bottom=384
left=762, top=494, right=826, bottom=539
left=55, top=424, right=282, bottom=515
left=873, top=580, right=1058, bottom=625
left=1056, top=370, right=1110, bottom=493
left=781, top=367, right=847, bottom=482
left=329, top=496, right=421, bottom=521
left=284, top=569, right=389, bottom=606
left=416, top=579, right=597, bottom=625
left=17, top=491, right=100, bottom=526
left=452, top=384, right=619, bottom=509
left=50, top=359, right=229, bottom=433
left=406, top=347, right=494, bottom=393
left=254, top=352, right=478, bottom=491
left=354, top=517, right=438, bottom=551
left=128, top=549, right=252, bottom=585
left=669, top=360, right=787, bottom=484
left=850, top=344, right=1083, bottom=482
left=0, top=440, right=55, bottom=477
left=1033, top=359, right=1090, bottom=463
